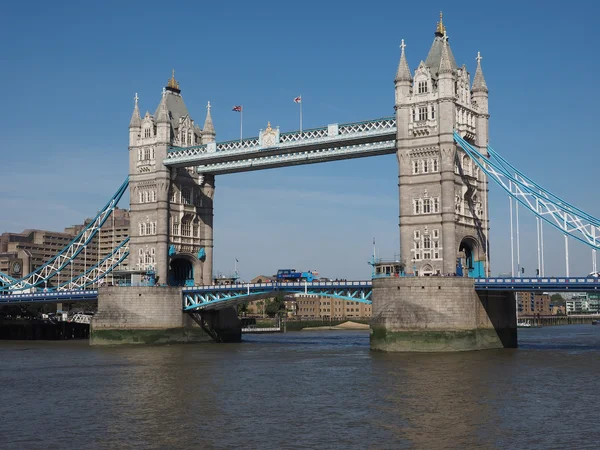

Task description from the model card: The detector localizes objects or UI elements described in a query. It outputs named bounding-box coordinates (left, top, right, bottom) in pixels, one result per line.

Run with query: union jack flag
left=293, top=96, right=302, bottom=104
left=232, top=105, right=242, bottom=112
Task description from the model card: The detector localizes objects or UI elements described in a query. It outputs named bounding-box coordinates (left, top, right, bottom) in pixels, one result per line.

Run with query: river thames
left=1, top=325, right=599, bottom=449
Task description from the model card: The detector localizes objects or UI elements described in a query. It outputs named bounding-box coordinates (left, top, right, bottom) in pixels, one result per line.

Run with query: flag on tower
left=293, top=96, right=302, bottom=104
left=232, top=105, right=242, bottom=112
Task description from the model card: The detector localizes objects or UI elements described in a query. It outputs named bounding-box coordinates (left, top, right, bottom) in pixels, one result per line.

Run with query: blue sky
left=1, top=0, right=599, bottom=280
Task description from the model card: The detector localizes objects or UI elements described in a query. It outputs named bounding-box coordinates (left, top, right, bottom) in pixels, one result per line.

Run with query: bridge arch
left=459, top=235, right=483, bottom=277
left=169, top=254, right=195, bottom=286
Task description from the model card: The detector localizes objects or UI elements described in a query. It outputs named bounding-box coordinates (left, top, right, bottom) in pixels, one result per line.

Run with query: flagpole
left=240, top=107, right=243, bottom=142
left=300, top=95, right=303, bottom=134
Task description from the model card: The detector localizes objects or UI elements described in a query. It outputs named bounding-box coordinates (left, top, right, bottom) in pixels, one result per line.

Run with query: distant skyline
left=1, top=0, right=599, bottom=280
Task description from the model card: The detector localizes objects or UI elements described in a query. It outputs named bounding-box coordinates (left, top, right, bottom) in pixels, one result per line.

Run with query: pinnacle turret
left=395, top=39, right=412, bottom=83
left=129, top=93, right=141, bottom=128
left=438, top=36, right=453, bottom=75
left=472, top=51, right=488, bottom=93
left=156, top=91, right=169, bottom=124
left=203, top=101, right=215, bottom=134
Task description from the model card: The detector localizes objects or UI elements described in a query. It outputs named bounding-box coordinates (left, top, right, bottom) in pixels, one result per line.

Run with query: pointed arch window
left=431, top=104, right=435, bottom=119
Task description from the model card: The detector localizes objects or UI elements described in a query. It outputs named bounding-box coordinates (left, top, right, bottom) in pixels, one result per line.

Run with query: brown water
left=1, top=325, right=599, bottom=449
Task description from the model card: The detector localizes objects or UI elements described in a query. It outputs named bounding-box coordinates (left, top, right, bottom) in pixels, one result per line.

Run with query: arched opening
left=421, top=264, right=434, bottom=276
left=169, top=257, right=194, bottom=286
left=459, top=237, right=484, bottom=278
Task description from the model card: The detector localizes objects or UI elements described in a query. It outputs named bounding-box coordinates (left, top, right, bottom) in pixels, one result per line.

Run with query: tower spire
left=395, top=39, right=412, bottom=82
left=203, top=101, right=215, bottom=134
left=472, top=51, right=488, bottom=93
left=129, top=93, right=141, bottom=128
left=436, top=11, right=446, bottom=36
left=156, top=91, right=169, bottom=124
left=166, top=69, right=181, bottom=93
left=438, top=34, right=453, bottom=74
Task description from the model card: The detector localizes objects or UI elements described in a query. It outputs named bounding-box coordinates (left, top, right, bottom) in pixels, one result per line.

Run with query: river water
left=0, top=325, right=599, bottom=449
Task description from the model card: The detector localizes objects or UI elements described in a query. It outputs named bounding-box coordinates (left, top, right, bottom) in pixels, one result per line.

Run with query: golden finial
left=266, top=121, right=272, bottom=131
left=167, top=69, right=180, bottom=90
left=436, top=11, right=446, bottom=35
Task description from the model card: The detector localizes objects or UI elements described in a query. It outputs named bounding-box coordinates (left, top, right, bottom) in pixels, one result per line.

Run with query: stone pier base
left=370, top=277, right=517, bottom=352
left=90, top=286, right=211, bottom=345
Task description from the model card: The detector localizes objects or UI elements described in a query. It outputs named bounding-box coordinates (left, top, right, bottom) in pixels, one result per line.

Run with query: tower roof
left=395, top=39, right=412, bottom=82
left=153, top=70, right=191, bottom=129
left=472, top=52, right=488, bottom=93
left=424, top=12, right=457, bottom=76
left=129, top=93, right=141, bottom=128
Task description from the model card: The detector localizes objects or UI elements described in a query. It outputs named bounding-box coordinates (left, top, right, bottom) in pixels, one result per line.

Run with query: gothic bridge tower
left=128, top=71, right=215, bottom=286
left=394, top=13, right=490, bottom=277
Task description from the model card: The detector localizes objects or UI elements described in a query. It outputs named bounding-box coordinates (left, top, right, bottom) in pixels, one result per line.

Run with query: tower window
left=182, top=221, right=191, bottom=237
left=433, top=229, right=439, bottom=238
left=433, top=158, right=439, bottom=172
left=424, top=236, right=431, bottom=249
left=423, top=160, right=429, bottom=173
left=431, top=105, right=435, bottom=119
left=423, top=198, right=431, bottom=214
left=418, top=107, right=428, bottom=121
left=433, top=198, right=440, bottom=213
left=182, top=189, right=191, bottom=205
left=418, top=81, right=428, bottom=94
left=413, top=160, right=419, bottom=174
left=414, top=199, right=421, bottom=214
left=414, top=230, right=420, bottom=239
left=144, top=128, right=151, bottom=138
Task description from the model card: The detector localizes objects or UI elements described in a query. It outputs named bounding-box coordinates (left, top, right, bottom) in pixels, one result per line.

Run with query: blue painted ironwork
left=0, top=290, right=99, bottom=305
left=164, top=117, right=396, bottom=171
left=0, top=177, right=129, bottom=291
left=475, top=277, right=600, bottom=292
left=183, top=280, right=373, bottom=311
left=454, top=132, right=600, bottom=251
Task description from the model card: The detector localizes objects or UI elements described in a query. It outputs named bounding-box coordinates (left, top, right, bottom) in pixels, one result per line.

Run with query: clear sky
left=1, top=0, right=599, bottom=280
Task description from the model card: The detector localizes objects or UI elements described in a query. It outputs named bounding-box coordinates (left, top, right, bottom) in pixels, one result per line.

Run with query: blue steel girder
left=475, top=277, right=600, bottom=292
left=454, top=132, right=600, bottom=251
left=182, top=281, right=373, bottom=311
left=0, top=289, right=99, bottom=305
left=0, top=178, right=129, bottom=292
left=164, top=117, right=397, bottom=173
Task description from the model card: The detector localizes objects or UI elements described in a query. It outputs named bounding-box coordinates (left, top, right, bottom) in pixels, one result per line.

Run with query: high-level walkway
left=164, top=117, right=396, bottom=174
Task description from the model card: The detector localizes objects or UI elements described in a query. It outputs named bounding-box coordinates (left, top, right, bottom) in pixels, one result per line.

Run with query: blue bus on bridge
left=276, top=269, right=317, bottom=283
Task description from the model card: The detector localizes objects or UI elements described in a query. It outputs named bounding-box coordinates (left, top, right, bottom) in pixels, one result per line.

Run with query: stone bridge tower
left=128, top=72, right=215, bottom=286
left=395, top=13, right=490, bottom=277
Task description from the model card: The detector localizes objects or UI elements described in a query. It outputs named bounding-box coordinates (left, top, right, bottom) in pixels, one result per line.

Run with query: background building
left=516, top=292, right=552, bottom=315
left=0, top=208, right=129, bottom=287
left=565, top=293, right=600, bottom=314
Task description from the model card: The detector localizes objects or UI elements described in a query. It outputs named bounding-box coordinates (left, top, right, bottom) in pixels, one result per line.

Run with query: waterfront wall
left=371, top=277, right=517, bottom=352
left=90, top=286, right=210, bottom=345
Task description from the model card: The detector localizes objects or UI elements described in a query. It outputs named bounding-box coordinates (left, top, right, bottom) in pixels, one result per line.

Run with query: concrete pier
left=90, top=286, right=210, bottom=345
left=370, top=277, right=517, bottom=352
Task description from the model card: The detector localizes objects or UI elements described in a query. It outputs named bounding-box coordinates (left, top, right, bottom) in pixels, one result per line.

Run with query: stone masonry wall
left=371, top=277, right=516, bottom=352
left=90, top=286, right=209, bottom=345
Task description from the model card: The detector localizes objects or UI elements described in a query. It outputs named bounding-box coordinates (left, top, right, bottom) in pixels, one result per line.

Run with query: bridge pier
left=90, top=286, right=211, bottom=345
left=188, top=309, right=242, bottom=343
left=370, top=277, right=516, bottom=352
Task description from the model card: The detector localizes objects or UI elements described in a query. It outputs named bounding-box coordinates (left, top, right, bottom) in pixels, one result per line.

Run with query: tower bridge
left=2, top=13, right=599, bottom=350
